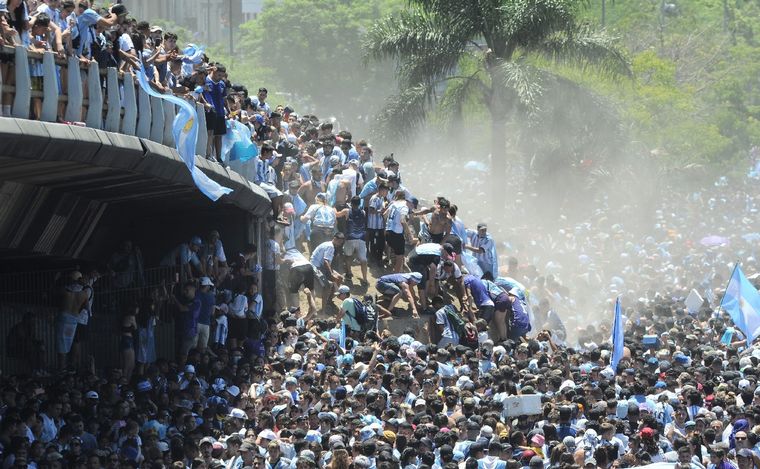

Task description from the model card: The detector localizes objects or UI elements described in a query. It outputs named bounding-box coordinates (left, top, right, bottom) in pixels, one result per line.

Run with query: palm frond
left=534, top=26, right=632, bottom=78
left=436, top=71, right=488, bottom=126
left=496, top=61, right=544, bottom=113
left=363, top=10, right=469, bottom=87
left=371, top=83, right=436, bottom=143
left=499, top=0, right=576, bottom=49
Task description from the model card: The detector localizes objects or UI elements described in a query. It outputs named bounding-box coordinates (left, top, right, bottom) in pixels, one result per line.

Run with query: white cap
left=228, top=408, right=246, bottom=419
left=739, top=379, right=751, bottom=390
left=258, top=429, right=277, bottom=441
left=200, top=277, right=214, bottom=286
left=184, top=364, right=195, bottom=374
left=336, top=285, right=350, bottom=295
left=226, top=385, right=240, bottom=397
left=85, top=391, right=99, bottom=399
left=414, top=399, right=426, bottom=407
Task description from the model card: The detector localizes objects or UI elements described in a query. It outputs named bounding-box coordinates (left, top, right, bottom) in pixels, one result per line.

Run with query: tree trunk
left=487, top=73, right=510, bottom=206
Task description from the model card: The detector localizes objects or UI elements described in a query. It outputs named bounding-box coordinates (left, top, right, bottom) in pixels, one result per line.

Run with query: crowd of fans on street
left=6, top=3, right=760, bottom=469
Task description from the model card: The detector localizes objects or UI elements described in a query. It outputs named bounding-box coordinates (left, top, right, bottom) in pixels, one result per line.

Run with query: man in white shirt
left=384, top=190, right=410, bottom=273
left=309, top=233, right=345, bottom=311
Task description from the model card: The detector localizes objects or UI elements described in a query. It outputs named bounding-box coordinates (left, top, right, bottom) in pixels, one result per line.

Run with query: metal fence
left=0, top=266, right=178, bottom=374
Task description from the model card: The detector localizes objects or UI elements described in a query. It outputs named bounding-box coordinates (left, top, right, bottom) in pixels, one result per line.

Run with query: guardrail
left=0, top=44, right=208, bottom=155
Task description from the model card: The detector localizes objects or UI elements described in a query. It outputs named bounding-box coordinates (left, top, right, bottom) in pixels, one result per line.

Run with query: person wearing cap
left=335, top=285, right=360, bottom=337
left=196, top=277, right=215, bottom=353
left=375, top=272, right=423, bottom=319
left=465, top=223, right=498, bottom=277
left=161, top=236, right=205, bottom=281
left=316, top=135, right=345, bottom=182
left=309, top=232, right=346, bottom=311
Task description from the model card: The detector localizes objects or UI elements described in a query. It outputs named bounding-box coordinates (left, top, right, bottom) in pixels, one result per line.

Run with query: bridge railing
left=0, top=45, right=207, bottom=155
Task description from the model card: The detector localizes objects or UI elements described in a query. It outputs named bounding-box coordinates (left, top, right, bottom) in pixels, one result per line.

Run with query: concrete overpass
left=0, top=45, right=271, bottom=266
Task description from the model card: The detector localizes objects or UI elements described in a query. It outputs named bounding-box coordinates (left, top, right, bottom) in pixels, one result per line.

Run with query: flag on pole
left=720, top=264, right=760, bottom=346
left=610, top=297, right=624, bottom=372
left=135, top=62, right=232, bottom=201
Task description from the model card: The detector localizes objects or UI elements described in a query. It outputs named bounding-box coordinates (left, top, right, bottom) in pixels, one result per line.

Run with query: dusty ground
left=294, top=257, right=434, bottom=342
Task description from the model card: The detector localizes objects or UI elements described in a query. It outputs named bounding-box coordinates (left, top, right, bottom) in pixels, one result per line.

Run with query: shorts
left=479, top=304, right=495, bottom=323
left=197, top=324, right=210, bottom=349
left=343, top=239, right=367, bottom=262
left=430, top=233, right=444, bottom=244
left=385, top=231, right=405, bottom=256
left=443, top=234, right=463, bottom=254
left=179, top=334, right=198, bottom=357
left=55, top=312, right=78, bottom=354
left=205, top=110, right=227, bottom=136
left=260, top=182, right=284, bottom=199
left=409, top=253, right=440, bottom=284
left=73, top=323, right=89, bottom=343
left=289, top=264, right=315, bottom=293
left=377, top=280, right=401, bottom=296
left=31, top=76, right=43, bottom=92
left=494, top=293, right=510, bottom=312
left=228, top=316, right=247, bottom=341
left=120, top=334, right=134, bottom=351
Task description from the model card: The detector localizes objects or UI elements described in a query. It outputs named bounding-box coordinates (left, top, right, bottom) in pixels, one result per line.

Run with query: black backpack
left=351, top=298, right=378, bottom=333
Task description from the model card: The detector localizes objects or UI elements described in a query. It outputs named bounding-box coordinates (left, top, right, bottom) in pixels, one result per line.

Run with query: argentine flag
left=135, top=61, right=232, bottom=201
left=721, top=264, right=760, bottom=346
left=610, top=297, right=625, bottom=372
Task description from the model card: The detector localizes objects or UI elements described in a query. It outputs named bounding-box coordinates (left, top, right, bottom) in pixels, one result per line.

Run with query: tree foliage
left=226, top=0, right=402, bottom=135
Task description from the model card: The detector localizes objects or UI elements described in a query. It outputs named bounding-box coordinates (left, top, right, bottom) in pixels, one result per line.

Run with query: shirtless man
left=416, top=197, right=452, bottom=244
left=298, top=166, right=325, bottom=206
left=57, top=271, right=90, bottom=371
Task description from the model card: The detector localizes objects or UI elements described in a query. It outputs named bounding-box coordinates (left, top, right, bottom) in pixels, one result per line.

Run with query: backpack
left=351, top=298, right=378, bottom=333
left=443, top=305, right=467, bottom=337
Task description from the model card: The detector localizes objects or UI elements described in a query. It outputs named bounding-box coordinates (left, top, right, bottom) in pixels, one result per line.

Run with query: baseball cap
left=0, top=2, right=8, bottom=13
left=409, top=272, right=423, bottom=284
left=258, top=429, right=277, bottom=441
left=200, top=277, right=214, bottom=286
left=184, top=364, right=196, bottom=374
left=336, top=285, right=350, bottom=295
left=228, top=408, right=246, bottom=419
left=85, top=391, right=99, bottom=399
left=191, top=236, right=203, bottom=246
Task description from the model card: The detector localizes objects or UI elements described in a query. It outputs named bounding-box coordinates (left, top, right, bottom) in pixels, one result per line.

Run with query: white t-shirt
left=119, top=32, right=134, bottom=52
left=228, top=294, right=248, bottom=319
left=385, top=200, right=409, bottom=234
left=310, top=241, right=335, bottom=270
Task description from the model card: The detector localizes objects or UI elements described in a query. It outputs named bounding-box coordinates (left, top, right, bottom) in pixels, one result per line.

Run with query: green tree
left=233, top=0, right=402, bottom=135
left=363, top=0, right=630, bottom=199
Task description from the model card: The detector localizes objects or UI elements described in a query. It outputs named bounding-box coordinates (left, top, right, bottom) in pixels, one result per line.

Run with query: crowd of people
left=5, top=3, right=760, bottom=469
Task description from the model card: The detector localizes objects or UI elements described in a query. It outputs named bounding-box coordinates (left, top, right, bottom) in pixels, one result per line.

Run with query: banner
left=136, top=62, right=233, bottom=201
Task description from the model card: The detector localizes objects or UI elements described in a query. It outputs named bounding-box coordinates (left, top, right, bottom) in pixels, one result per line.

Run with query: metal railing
left=1, top=44, right=208, bottom=154
left=0, top=265, right=178, bottom=373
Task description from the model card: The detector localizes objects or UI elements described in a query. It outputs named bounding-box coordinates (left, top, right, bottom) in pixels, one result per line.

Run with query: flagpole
left=716, top=261, right=740, bottom=315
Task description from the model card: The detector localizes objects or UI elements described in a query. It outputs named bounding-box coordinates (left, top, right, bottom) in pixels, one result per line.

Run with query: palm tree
left=363, top=0, right=631, bottom=200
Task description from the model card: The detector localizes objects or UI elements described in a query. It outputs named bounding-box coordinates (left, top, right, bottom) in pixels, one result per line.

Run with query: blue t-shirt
left=378, top=273, right=413, bottom=285
left=197, top=290, right=215, bottom=326
left=464, top=275, right=494, bottom=307
left=76, top=8, right=100, bottom=57
left=346, top=208, right=367, bottom=240
left=510, top=296, right=531, bottom=331
left=203, top=77, right=226, bottom=115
